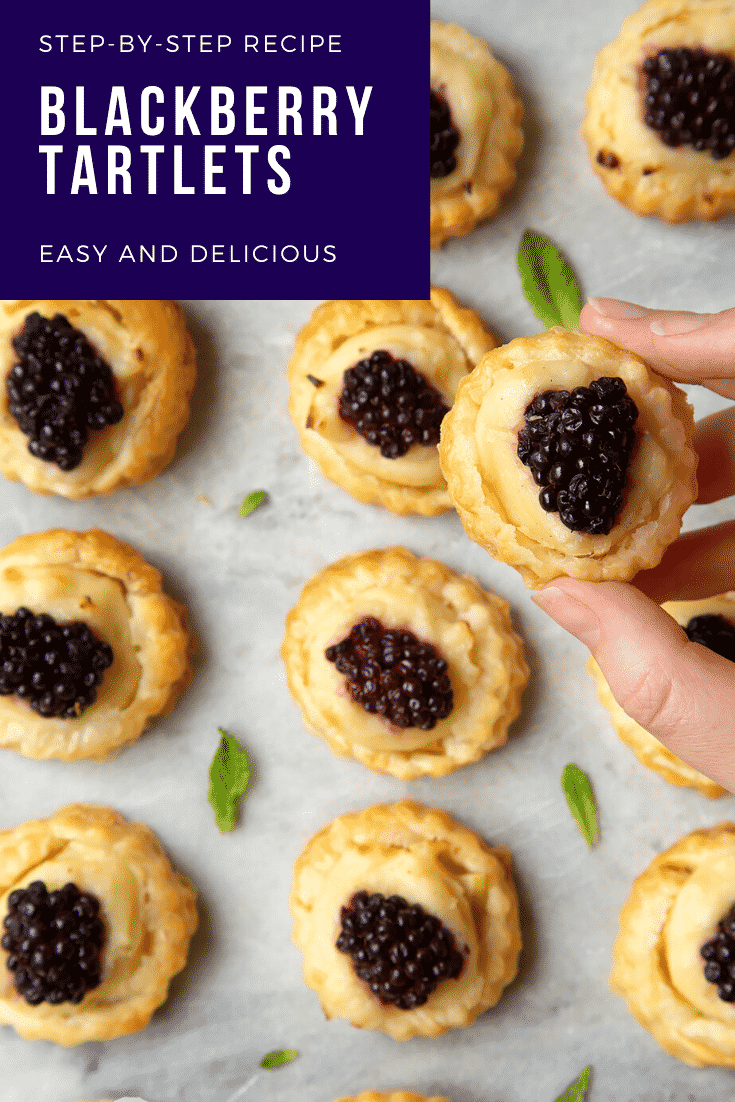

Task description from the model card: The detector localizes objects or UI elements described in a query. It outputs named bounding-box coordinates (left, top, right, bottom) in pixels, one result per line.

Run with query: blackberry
left=338, top=350, right=449, bottom=459
left=701, top=902, right=735, bottom=1001
left=2, top=880, right=105, bottom=1005
left=336, top=890, right=464, bottom=1009
left=641, top=48, right=735, bottom=160
left=431, top=90, right=460, bottom=178
left=684, top=614, right=735, bottom=663
left=325, top=616, right=453, bottom=730
left=8, top=312, right=124, bottom=471
left=0, top=607, right=113, bottom=718
left=516, top=376, right=639, bottom=535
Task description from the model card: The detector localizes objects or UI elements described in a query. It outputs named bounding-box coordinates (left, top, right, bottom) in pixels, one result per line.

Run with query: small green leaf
left=240, top=490, right=268, bottom=516
left=554, top=1066, right=592, bottom=1102
left=518, top=230, right=583, bottom=331
left=562, top=765, right=599, bottom=847
left=261, top=1049, right=299, bottom=1069
left=209, top=729, right=251, bottom=832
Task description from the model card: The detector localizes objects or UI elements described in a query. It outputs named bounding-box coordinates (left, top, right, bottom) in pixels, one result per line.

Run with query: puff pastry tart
left=431, top=21, right=523, bottom=248
left=589, top=593, right=735, bottom=798
left=610, top=822, right=735, bottom=1066
left=0, top=300, right=196, bottom=498
left=290, top=801, right=521, bottom=1040
left=0, top=803, right=197, bottom=1046
left=439, top=327, right=698, bottom=589
left=282, top=547, right=528, bottom=779
left=335, top=1093, right=453, bottom=1102
left=582, top=0, right=735, bottom=223
left=287, top=290, right=498, bottom=516
left=0, top=528, right=192, bottom=762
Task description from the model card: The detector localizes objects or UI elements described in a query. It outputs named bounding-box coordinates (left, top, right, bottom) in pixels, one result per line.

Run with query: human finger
left=692, top=406, right=735, bottom=503
left=580, top=299, right=735, bottom=396
left=633, top=520, right=735, bottom=602
left=531, top=578, right=735, bottom=793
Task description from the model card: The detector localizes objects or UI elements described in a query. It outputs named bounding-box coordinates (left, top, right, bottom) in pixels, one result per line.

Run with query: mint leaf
left=209, top=729, right=252, bottom=832
left=240, top=490, right=268, bottom=516
left=555, top=1066, right=591, bottom=1101
left=261, top=1049, right=299, bottom=1069
left=562, top=765, right=599, bottom=847
left=518, top=230, right=583, bottom=330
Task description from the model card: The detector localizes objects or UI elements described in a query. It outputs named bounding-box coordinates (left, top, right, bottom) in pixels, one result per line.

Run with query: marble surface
left=2, top=0, right=735, bottom=1100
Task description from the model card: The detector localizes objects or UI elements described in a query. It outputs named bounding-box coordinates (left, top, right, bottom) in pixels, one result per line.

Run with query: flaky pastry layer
left=290, top=800, right=521, bottom=1040
left=439, top=327, right=698, bottom=588
left=431, top=21, right=524, bottom=248
left=0, top=529, right=193, bottom=761
left=0, top=804, right=197, bottom=1046
left=0, top=300, right=197, bottom=497
left=282, top=547, right=528, bottom=779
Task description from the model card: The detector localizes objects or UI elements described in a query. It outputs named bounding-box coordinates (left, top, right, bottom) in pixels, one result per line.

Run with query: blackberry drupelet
left=336, top=890, right=464, bottom=1009
left=642, top=48, right=735, bottom=160
left=516, top=376, right=639, bottom=535
left=8, top=312, right=124, bottom=470
left=431, top=90, right=460, bottom=177
left=701, top=902, right=735, bottom=1002
left=325, top=616, right=453, bottom=730
left=0, top=607, right=113, bottom=718
left=684, top=614, right=735, bottom=663
left=338, top=350, right=450, bottom=459
left=2, top=880, right=105, bottom=1005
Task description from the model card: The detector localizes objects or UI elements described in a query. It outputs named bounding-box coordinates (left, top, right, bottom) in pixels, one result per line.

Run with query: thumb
left=531, top=579, right=735, bottom=793
left=580, top=298, right=735, bottom=394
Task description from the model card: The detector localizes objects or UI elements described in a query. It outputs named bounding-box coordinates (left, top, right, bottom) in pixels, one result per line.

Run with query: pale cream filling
left=0, top=840, right=143, bottom=1011
left=473, top=355, right=679, bottom=556
left=0, top=564, right=141, bottom=739
left=307, top=324, right=470, bottom=488
left=430, top=28, right=495, bottom=194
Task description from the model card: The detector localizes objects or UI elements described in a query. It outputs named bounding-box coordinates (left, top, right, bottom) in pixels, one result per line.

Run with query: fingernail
left=586, top=297, right=651, bottom=322
left=649, top=313, right=712, bottom=336
left=530, top=587, right=601, bottom=649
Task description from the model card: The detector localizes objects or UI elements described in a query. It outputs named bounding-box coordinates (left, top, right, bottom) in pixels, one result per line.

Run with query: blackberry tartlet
left=589, top=593, right=735, bottom=798
left=0, top=529, right=192, bottom=761
left=0, top=803, right=197, bottom=1045
left=612, top=823, right=735, bottom=1067
left=282, top=547, right=528, bottom=779
left=290, top=801, right=521, bottom=1040
left=430, top=21, right=523, bottom=248
left=583, top=0, right=735, bottom=222
left=0, top=301, right=197, bottom=497
left=439, top=328, right=698, bottom=588
left=287, top=289, right=498, bottom=516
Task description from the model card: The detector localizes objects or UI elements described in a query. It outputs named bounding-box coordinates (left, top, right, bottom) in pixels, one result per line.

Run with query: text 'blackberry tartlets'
left=589, top=594, right=735, bottom=798
left=612, top=823, right=735, bottom=1067
left=0, top=300, right=197, bottom=498
left=439, top=328, right=698, bottom=588
left=287, top=290, right=498, bottom=516
left=583, top=0, right=735, bottom=222
left=0, top=529, right=193, bottom=762
left=290, top=801, right=521, bottom=1040
left=431, top=21, right=523, bottom=248
left=0, top=804, right=198, bottom=1045
left=282, top=547, right=528, bottom=779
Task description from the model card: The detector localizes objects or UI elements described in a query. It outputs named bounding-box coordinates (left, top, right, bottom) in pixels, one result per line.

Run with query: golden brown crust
left=438, top=327, right=698, bottom=588
left=0, top=528, right=193, bottom=761
left=589, top=593, right=735, bottom=797
left=611, top=822, right=735, bottom=1066
left=431, top=21, right=524, bottom=248
left=290, top=800, right=521, bottom=1040
left=335, top=1094, right=453, bottom=1102
left=0, top=301, right=197, bottom=497
left=582, top=0, right=735, bottom=223
left=287, top=290, right=498, bottom=516
left=282, top=547, right=528, bottom=779
left=0, top=804, right=198, bottom=1046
